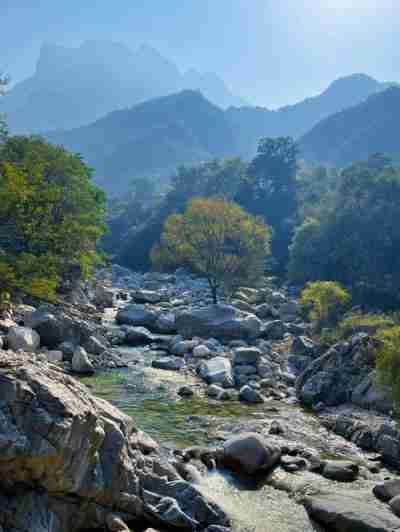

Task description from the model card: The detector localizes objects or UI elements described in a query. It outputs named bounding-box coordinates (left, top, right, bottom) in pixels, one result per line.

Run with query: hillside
left=226, top=74, right=394, bottom=158
left=299, top=86, right=400, bottom=166
left=47, top=90, right=237, bottom=195
left=1, top=41, right=243, bottom=134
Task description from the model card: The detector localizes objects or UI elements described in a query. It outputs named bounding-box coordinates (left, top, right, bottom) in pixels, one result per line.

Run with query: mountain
left=1, top=41, right=243, bottom=133
left=226, top=74, right=395, bottom=158
left=47, top=90, right=237, bottom=195
left=299, top=86, right=400, bottom=167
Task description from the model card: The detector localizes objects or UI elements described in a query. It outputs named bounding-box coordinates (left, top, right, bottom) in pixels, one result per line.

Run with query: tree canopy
left=152, top=198, right=271, bottom=303
left=0, top=135, right=106, bottom=301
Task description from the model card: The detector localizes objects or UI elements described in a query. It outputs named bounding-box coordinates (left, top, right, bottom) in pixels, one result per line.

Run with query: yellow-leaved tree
left=151, top=198, right=272, bottom=303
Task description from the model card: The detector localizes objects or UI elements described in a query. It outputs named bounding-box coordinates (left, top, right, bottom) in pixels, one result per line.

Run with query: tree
left=0, top=73, right=9, bottom=141
left=235, top=137, right=298, bottom=272
left=288, top=218, right=323, bottom=284
left=300, top=281, right=351, bottom=330
left=151, top=198, right=272, bottom=303
left=0, top=135, right=106, bottom=301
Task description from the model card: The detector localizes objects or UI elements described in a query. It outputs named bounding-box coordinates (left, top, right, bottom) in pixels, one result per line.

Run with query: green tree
left=152, top=198, right=272, bottom=303
left=0, top=73, right=9, bottom=141
left=300, top=281, right=351, bottom=330
left=376, top=326, right=400, bottom=409
left=0, top=135, right=106, bottom=301
left=288, top=217, right=323, bottom=284
left=235, top=137, right=298, bottom=272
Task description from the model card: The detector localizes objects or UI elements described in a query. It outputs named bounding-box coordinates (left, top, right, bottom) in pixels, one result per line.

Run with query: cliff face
left=0, top=351, right=229, bottom=532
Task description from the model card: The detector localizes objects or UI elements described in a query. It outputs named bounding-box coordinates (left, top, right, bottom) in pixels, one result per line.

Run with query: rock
left=279, top=300, right=300, bottom=321
left=261, top=320, right=286, bottom=340
left=373, top=479, right=400, bottom=502
left=71, top=346, right=94, bottom=374
left=207, top=384, right=224, bottom=398
left=131, top=289, right=162, bottom=304
left=269, top=420, right=284, bottom=435
left=193, top=345, right=212, bottom=358
left=58, top=340, right=76, bottom=361
left=352, top=371, right=392, bottom=413
left=0, top=336, right=3, bottom=350
left=116, top=304, right=157, bottom=329
left=176, top=305, right=261, bottom=341
left=231, top=299, right=255, bottom=313
left=198, top=357, right=232, bottom=385
left=219, top=389, right=236, bottom=401
left=47, top=350, right=63, bottom=363
left=154, top=313, right=177, bottom=334
left=292, top=336, right=317, bottom=357
left=94, top=284, right=116, bottom=307
left=25, top=310, right=67, bottom=348
left=123, top=326, right=155, bottom=346
left=321, top=461, right=359, bottom=482
left=105, top=514, right=130, bottom=531
left=0, top=317, right=17, bottom=333
left=0, top=351, right=228, bottom=532
left=390, top=495, right=400, bottom=518
left=222, top=433, right=281, bottom=475
left=83, top=334, right=108, bottom=354
left=233, top=347, right=262, bottom=365
left=171, top=340, right=197, bottom=356
left=178, top=385, right=194, bottom=397
left=239, top=385, right=264, bottom=404
left=7, top=326, right=40, bottom=352
left=303, top=493, right=400, bottom=532
left=255, top=303, right=278, bottom=320
left=152, top=357, right=185, bottom=371
left=234, top=364, right=257, bottom=376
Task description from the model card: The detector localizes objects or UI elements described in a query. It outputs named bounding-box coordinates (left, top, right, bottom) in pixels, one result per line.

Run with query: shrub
left=376, top=326, right=400, bottom=408
left=300, top=281, right=351, bottom=330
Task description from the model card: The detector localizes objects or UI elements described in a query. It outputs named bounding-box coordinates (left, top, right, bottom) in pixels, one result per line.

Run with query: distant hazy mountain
left=47, top=90, right=237, bottom=195
left=1, top=41, right=243, bottom=133
left=299, top=86, right=400, bottom=167
left=226, top=74, right=396, bottom=158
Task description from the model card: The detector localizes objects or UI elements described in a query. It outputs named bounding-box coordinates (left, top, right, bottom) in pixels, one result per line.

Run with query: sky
left=1, top=0, right=399, bottom=108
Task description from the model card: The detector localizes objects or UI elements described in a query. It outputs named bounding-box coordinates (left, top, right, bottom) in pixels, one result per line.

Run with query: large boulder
left=7, top=326, right=40, bottom=352
left=233, top=347, right=262, bottom=365
left=71, top=346, right=95, bottom=375
left=116, top=304, right=158, bottom=330
left=374, top=479, right=400, bottom=502
left=197, top=357, right=233, bottom=385
left=131, top=290, right=163, bottom=304
left=222, top=433, right=281, bottom=475
left=176, top=305, right=261, bottom=341
left=303, top=493, right=400, bottom=532
left=0, top=351, right=229, bottom=532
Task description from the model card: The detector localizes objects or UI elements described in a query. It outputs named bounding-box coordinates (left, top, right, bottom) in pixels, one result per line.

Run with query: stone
left=292, top=336, right=317, bottom=357
left=83, top=334, right=108, bottom=354
left=123, top=326, right=155, bottom=346
left=131, top=289, right=162, bottom=304
left=255, top=303, right=278, bottom=320
left=171, top=340, right=197, bottom=356
left=197, top=357, right=232, bottom=385
left=193, top=344, right=212, bottom=358
left=154, top=313, right=177, bottom=334
left=94, top=284, right=116, bottom=307
left=390, top=495, right=400, bottom=518
left=233, top=347, right=262, bottom=365
left=373, top=479, right=400, bottom=502
left=116, top=304, right=157, bottom=329
left=58, top=340, right=76, bottom=361
left=105, top=514, right=130, bottom=531
left=71, top=346, right=94, bottom=374
left=152, top=357, right=185, bottom=371
left=303, top=493, right=400, bottom=532
left=178, top=385, right=194, bottom=397
left=0, top=336, right=3, bottom=350
left=207, top=384, right=224, bottom=398
left=0, top=351, right=228, bottom=532
left=261, top=320, right=286, bottom=340
left=7, top=326, right=40, bottom=352
left=176, top=305, right=261, bottom=341
left=279, top=300, right=300, bottom=321
left=222, top=433, right=281, bottom=475
left=321, top=461, right=359, bottom=482
left=25, top=310, right=66, bottom=348
left=269, top=420, right=284, bottom=435
left=239, top=385, right=265, bottom=404
left=234, top=364, right=257, bottom=376
left=47, top=350, right=63, bottom=363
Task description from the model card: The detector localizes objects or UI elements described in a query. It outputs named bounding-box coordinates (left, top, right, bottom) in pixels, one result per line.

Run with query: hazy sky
left=1, top=0, right=399, bottom=108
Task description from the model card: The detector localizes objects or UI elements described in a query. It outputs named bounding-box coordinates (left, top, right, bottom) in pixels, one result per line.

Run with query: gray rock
left=261, top=320, right=286, bottom=340
left=193, top=344, right=212, bottom=358
left=207, top=384, right=224, bottom=398
left=154, top=313, right=177, bottom=334
left=234, top=364, right=257, bottom=376
left=71, top=346, right=94, bottom=374
left=321, top=461, right=359, bottom=482
left=94, top=284, right=116, bottom=307
left=303, top=493, right=400, bottom=532
left=255, top=303, right=278, bottom=320
left=390, top=495, right=400, bottom=518
left=176, top=305, right=261, bottom=341
left=198, top=357, right=232, bottom=385
left=239, top=385, right=264, bottom=404
left=178, top=385, right=195, bottom=397
left=116, top=304, right=157, bottom=329
left=222, top=433, right=281, bottom=475
left=131, top=289, right=162, bottom=304
left=233, top=346, right=262, bottom=365
left=279, top=300, right=300, bottom=321
left=8, top=326, right=40, bottom=352
left=0, top=335, right=3, bottom=350
left=123, top=326, right=155, bottom=346
left=171, top=340, right=197, bottom=356
left=292, top=336, right=317, bottom=357
left=374, top=479, right=400, bottom=502
left=83, top=334, right=107, bottom=354
left=26, top=310, right=67, bottom=348
left=58, top=340, right=76, bottom=361
left=152, top=357, right=185, bottom=371
left=47, top=350, right=63, bottom=363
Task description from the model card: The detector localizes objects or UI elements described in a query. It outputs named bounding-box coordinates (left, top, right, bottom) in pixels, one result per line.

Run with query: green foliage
left=152, top=198, right=272, bottom=303
left=0, top=73, right=9, bottom=142
left=338, top=313, right=396, bottom=339
left=300, top=281, right=351, bottom=329
left=0, top=135, right=106, bottom=301
left=376, top=326, right=400, bottom=409
left=235, top=137, right=298, bottom=272
left=289, top=156, right=400, bottom=308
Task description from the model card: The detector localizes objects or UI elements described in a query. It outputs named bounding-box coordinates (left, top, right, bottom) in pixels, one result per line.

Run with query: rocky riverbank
left=1, top=264, right=400, bottom=531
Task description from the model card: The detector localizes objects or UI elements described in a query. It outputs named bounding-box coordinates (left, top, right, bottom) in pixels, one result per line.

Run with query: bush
left=376, top=326, right=400, bottom=408
left=338, top=313, right=396, bottom=339
left=300, top=281, right=351, bottom=330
